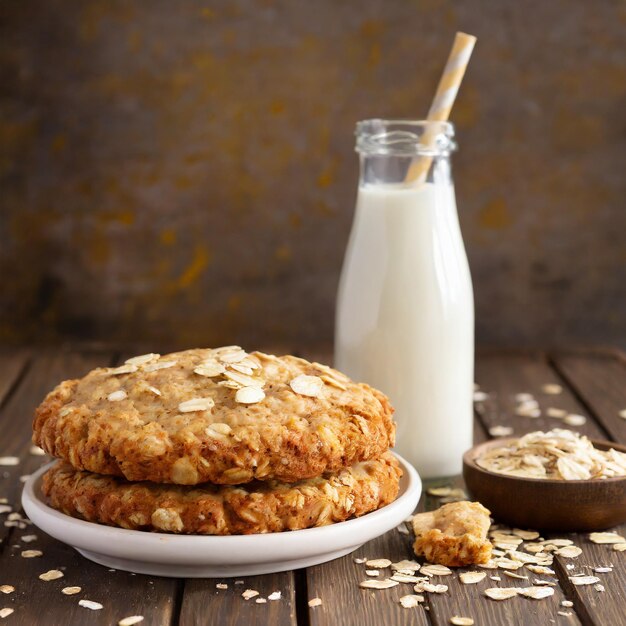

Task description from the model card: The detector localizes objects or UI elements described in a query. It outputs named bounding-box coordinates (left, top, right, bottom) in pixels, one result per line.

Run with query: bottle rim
left=355, top=119, right=456, bottom=157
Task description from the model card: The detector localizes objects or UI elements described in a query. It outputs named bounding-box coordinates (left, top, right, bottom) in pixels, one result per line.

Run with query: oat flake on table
left=399, top=595, right=423, bottom=608
left=555, top=546, right=583, bottom=558
left=391, top=573, right=423, bottom=584
left=542, top=384, right=562, bottom=395
left=484, top=588, right=518, bottom=601
left=489, top=425, right=514, bottom=437
left=118, top=617, right=144, bottom=626
left=569, top=576, right=600, bottom=586
left=459, top=571, right=486, bottom=584
left=391, top=560, right=420, bottom=572
left=420, top=564, right=452, bottom=577
left=21, top=549, right=42, bottom=558
left=518, top=586, right=554, bottom=599
left=61, top=587, right=81, bottom=595
left=39, top=569, right=64, bottom=581
left=589, top=532, right=625, bottom=544
left=563, top=414, right=586, bottom=426
left=79, top=600, right=103, bottom=610
left=359, top=579, right=398, bottom=590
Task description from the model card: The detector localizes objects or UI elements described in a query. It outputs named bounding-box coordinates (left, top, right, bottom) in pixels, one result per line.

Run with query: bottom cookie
left=42, top=452, right=401, bottom=535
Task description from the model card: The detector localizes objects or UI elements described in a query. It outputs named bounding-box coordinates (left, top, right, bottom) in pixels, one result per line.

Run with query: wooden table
left=0, top=347, right=624, bottom=626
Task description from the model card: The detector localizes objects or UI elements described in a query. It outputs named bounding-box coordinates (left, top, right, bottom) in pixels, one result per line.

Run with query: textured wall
left=1, top=0, right=625, bottom=350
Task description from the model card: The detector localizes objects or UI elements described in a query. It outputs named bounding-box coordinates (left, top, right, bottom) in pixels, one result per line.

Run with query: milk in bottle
left=335, top=120, right=474, bottom=478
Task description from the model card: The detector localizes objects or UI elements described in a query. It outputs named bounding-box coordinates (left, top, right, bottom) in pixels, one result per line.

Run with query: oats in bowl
left=475, top=429, right=626, bottom=480
left=463, top=432, right=626, bottom=531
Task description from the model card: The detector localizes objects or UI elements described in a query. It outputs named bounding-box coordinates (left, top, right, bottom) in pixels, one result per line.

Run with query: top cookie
left=33, top=347, right=395, bottom=485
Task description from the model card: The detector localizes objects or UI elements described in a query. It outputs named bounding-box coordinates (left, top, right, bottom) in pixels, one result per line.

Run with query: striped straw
left=405, top=32, right=477, bottom=183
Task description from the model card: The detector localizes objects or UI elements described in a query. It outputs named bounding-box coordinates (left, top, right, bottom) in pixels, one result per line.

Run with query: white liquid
left=335, top=182, right=474, bottom=477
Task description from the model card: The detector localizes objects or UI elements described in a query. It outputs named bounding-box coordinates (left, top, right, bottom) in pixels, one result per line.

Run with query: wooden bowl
left=463, top=438, right=626, bottom=532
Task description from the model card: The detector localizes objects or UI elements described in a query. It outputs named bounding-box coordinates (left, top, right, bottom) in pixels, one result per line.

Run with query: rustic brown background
left=1, top=0, right=625, bottom=351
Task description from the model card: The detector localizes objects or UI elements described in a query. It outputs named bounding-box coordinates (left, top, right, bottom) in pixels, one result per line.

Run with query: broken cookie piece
left=412, top=501, right=492, bottom=567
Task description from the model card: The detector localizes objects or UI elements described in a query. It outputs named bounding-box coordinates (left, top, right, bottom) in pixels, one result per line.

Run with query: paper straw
left=405, top=32, right=476, bottom=184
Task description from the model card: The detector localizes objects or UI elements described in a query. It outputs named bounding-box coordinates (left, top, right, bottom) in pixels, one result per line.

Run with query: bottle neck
left=355, top=119, right=455, bottom=187
left=359, top=152, right=452, bottom=187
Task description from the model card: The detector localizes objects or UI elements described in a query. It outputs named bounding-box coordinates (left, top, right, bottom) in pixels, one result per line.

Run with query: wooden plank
left=0, top=349, right=31, bottom=544
left=474, top=353, right=607, bottom=440
left=552, top=351, right=626, bottom=444
left=1, top=352, right=107, bottom=518
left=1, top=538, right=180, bottom=626
left=553, top=527, right=626, bottom=626
left=0, top=350, right=179, bottom=626
left=425, top=570, right=580, bottom=626
left=306, top=528, right=431, bottom=626
left=0, top=350, right=30, bottom=407
left=180, top=575, right=296, bottom=626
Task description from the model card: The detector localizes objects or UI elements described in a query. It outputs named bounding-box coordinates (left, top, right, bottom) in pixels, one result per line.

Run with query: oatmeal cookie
left=41, top=453, right=402, bottom=535
left=412, top=501, right=492, bottom=566
left=33, top=348, right=395, bottom=485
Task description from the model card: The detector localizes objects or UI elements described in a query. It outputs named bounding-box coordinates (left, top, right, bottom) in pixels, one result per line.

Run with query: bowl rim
left=463, top=437, right=626, bottom=485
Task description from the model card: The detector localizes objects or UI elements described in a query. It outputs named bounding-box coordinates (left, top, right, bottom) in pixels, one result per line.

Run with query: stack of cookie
left=33, top=347, right=401, bottom=535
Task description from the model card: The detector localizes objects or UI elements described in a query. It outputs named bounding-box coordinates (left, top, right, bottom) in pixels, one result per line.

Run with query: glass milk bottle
left=335, top=119, right=474, bottom=478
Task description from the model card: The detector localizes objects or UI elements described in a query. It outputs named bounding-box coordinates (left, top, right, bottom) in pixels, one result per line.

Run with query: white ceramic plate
left=22, top=453, right=420, bottom=577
